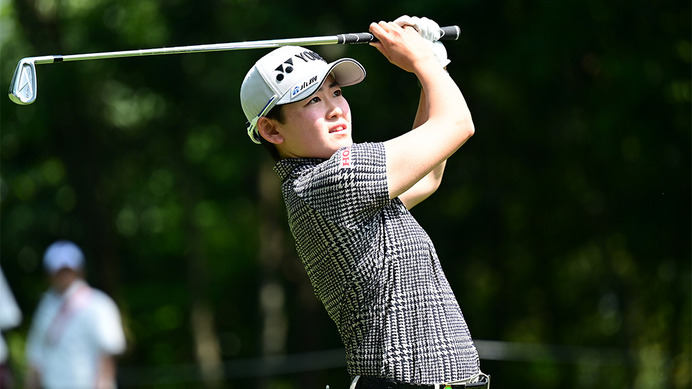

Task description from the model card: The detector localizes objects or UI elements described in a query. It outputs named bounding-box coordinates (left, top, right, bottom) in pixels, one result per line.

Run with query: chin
left=332, top=138, right=353, bottom=152
left=311, top=137, right=353, bottom=159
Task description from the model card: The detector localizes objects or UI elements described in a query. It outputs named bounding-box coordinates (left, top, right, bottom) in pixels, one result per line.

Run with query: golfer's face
left=49, top=268, right=79, bottom=293
left=277, top=76, right=353, bottom=159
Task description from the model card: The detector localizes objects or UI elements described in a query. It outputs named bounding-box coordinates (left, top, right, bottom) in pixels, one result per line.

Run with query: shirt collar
left=273, top=158, right=325, bottom=181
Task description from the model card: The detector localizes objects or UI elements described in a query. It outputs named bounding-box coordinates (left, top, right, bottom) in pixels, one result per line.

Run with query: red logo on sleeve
left=340, top=147, right=352, bottom=169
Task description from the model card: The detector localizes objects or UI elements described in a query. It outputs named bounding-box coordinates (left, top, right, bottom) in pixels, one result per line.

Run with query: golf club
left=8, top=26, right=460, bottom=105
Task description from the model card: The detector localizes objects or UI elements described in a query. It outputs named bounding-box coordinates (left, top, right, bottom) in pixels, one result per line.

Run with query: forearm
left=400, top=160, right=446, bottom=209
left=416, top=65, right=474, bottom=144
left=96, top=355, right=117, bottom=389
left=386, top=69, right=472, bottom=198
left=412, top=85, right=428, bottom=128
left=413, top=88, right=450, bottom=176
left=400, top=90, right=448, bottom=209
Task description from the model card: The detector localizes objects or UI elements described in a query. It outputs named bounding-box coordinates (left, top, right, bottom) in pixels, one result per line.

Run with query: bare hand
left=368, top=21, right=438, bottom=74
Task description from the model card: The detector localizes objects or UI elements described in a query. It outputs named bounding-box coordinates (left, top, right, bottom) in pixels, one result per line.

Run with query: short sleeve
left=92, top=293, right=126, bottom=355
left=289, top=142, right=389, bottom=228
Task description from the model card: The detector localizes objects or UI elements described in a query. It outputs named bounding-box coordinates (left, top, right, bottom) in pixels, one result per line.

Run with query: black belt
left=355, top=375, right=490, bottom=389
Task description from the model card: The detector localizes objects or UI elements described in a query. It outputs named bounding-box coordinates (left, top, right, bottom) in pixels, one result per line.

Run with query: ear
left=257, top=117, right=284, bottom=145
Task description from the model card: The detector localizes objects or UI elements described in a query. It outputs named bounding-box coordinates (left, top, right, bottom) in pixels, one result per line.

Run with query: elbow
left=453, top=116, right=475, bottom=142
left=430, top=178, right=443, bottom=195
left=464, top=114, right=475, bottom=137
left=466, top=121, right=475, bottom=139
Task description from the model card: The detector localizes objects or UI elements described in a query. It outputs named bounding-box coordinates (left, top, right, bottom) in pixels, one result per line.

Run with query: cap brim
left=329, top=58, right=366, bottom=87
left=276, top=58, right=366, bottom=106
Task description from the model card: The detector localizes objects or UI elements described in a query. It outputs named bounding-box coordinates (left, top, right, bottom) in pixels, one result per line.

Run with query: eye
left=333, top=89, right=343, bottom=97
left=307, top=96, right=321, bottom=104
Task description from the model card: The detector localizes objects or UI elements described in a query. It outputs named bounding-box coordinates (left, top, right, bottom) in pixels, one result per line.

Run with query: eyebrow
left=311, top=80, right=340, bottom=97
left=318, top=80, right=339, bottom=92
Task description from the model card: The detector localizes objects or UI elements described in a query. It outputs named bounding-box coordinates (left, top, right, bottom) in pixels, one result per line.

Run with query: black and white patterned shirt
left=274, top=142, right=479, bottom=384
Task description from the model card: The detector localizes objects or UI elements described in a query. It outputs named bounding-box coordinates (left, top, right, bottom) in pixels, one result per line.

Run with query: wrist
left=417, top=67, right=449, bottom=88
left=411, top=55, right=443, bottom=75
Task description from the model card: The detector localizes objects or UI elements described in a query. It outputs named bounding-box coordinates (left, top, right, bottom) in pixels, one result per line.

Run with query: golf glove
left=393, top=15, right=450, bottom=68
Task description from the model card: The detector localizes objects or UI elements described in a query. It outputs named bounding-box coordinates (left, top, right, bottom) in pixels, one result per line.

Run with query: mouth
left=329, top=124, right=348, bottom=133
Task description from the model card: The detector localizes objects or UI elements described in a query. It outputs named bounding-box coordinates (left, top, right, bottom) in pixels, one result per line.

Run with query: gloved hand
left=393, top=15, right=450, bottom=68
left=394, top=15, right=441, bottom=41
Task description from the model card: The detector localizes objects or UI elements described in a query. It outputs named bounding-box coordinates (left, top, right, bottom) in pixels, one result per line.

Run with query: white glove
left=429, top=40, right=450, bottom=68
left=393, top=15, right=441, bottom=41
left=393, top=15, right=450, bottom=68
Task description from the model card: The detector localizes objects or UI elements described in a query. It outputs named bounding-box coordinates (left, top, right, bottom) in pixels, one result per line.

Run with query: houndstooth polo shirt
left=274, top=142, right=480, bottom=384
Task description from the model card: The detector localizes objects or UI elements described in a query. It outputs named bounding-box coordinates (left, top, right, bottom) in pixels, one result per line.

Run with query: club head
left=9, top=58, right=37, bottom=105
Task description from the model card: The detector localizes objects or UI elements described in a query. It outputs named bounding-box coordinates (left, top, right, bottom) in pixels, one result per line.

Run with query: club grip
left=439, top=25, right=461, bottom=40
left=337, top=25, right=461, bottom=44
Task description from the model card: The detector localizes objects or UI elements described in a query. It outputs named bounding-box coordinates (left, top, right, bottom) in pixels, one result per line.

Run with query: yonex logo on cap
left=294, top=50, right=325, bottom=62
left=275, top=59, right=294, bottom=82
left=273, top=50, right=326, bottom=83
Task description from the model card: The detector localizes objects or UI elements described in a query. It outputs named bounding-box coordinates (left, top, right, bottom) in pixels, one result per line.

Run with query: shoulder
left=275, top=142, right=386, bottom=179
left=32, top=290, right=60, bottom=313
left=86, top=288, right=121, bottom=313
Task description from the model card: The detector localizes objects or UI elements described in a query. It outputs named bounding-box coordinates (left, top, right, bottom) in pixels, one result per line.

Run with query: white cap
left=240, top=46, right=366, bottom=144
left=43, top=240, right=85, bottom=274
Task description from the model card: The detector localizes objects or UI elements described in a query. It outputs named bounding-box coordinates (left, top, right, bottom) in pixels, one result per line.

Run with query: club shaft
left=39, top=37, right=339, bottom=64
left=28, top=26, right=460, bottom=64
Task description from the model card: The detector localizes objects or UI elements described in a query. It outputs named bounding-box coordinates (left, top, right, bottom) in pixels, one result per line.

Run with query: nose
left=327, top=98, right=345, bottom=119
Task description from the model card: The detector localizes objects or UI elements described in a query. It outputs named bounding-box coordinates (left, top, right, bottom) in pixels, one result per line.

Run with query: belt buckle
left=443, top=372, right=490, bottom=389
left=465, top=372, right=490, bottom=389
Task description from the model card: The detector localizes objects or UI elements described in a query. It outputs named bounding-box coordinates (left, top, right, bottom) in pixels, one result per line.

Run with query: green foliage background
left=1, top=0, right=689, bottom=388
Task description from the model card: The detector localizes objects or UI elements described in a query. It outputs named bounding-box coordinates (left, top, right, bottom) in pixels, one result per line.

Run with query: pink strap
left=45, top=285, right=92, bottom=346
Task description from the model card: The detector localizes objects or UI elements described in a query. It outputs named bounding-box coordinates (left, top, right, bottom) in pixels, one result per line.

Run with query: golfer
left=240, top=16, right=488, bottom=388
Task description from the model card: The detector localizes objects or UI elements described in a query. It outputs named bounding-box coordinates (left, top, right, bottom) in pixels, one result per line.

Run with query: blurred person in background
left=25, top=240, right=126, bottom=389
left=0, top=265, right=22, bottom=388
